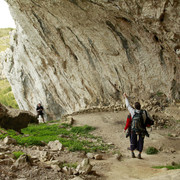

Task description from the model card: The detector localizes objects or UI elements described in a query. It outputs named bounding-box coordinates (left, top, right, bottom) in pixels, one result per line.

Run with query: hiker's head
left=38, top=103, right=41, bottom=106
left=135, top=102, right=141, bottom=110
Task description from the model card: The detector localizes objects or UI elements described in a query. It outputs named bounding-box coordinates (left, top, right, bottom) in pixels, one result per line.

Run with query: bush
left=146, top=147, right=158, bottom=155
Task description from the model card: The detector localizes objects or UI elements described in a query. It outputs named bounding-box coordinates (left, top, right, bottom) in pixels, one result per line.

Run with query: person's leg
left=137, top=134, right=144, bottom=159
left=130, top=131, right=137, bottom=158
left=41, top=114, right=45, bottom=123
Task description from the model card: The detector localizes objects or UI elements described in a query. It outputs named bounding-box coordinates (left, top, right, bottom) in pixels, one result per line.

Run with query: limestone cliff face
left=3, top=0, right=180, bottom=120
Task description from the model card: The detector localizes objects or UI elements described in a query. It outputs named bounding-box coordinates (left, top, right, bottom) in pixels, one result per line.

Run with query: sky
left=0, top=0, right=16, bottom=28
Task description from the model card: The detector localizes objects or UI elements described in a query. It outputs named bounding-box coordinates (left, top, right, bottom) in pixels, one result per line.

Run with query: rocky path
left=72, top=111, right=180, bottom=180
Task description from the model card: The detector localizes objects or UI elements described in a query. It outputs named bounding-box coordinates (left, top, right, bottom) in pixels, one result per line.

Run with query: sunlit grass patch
left=13, top=151, right=25, bottom=159
left=152, top=163, right=180, bottom=170
left=0, top=123, right=110, bottom=152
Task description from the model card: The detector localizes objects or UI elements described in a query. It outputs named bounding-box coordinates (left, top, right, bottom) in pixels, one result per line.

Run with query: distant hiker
left=123, top=93, right=153, bottom=159
left=124, top=113, right=132, bottom=149
left=36, top=103, right=45, bottom=123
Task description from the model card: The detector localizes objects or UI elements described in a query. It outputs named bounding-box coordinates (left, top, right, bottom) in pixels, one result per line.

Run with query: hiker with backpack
left=123, top=93, right=154, bottom=159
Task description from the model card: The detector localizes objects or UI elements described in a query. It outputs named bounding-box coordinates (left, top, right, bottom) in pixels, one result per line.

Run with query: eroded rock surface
left=2, top=0, right=180, bottom=119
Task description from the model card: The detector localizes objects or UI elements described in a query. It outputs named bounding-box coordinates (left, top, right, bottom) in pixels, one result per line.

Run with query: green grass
left=0, top=123, right=110, bottom=152
left=61, top=162, right=78, bottom=168
left=152, top=163, right=180, bottom=170
left=0, top=28, right=14, bottom=52
left=13, top=151, right=25, bottom=159
left=0, top=79, right=18, bottom=108
left=146, top=147, right=158, bottom=155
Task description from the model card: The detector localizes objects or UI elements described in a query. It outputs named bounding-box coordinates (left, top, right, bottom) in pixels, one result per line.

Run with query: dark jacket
left=36, top=105, right=44, bottom=115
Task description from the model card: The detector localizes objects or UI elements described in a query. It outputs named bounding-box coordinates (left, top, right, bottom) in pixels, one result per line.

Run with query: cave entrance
left=0, top=0, right=18, bottom=109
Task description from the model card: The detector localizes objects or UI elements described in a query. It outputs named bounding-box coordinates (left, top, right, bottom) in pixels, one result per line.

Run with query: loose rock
left=76, top=158, right=92, bottom=174
left=3, top=136, right=17, bottom=145
left=47, top=140, right=63, bottom=151
left=94, top=154, right=103, bottom=160
left=86, top=153, right=94, bottom=159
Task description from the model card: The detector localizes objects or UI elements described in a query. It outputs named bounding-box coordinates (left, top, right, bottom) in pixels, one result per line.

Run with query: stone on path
left=76, top=158, right=92, bottom=174
left=3, top=136, right=17, bottom=145
left=47, top=140, right=63, bottom=151
left=94, top=154, right=103, bottom=160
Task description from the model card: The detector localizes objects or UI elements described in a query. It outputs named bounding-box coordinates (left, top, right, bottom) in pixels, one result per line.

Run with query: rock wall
left=3, top=0, right=180, bottom=120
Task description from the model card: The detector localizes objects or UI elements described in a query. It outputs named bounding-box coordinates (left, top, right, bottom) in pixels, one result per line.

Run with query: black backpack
left=131, top=110, right=145, bottom=133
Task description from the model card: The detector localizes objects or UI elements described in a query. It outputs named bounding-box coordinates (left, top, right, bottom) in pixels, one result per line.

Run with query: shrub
left=146, top=147, right=158, bottom=155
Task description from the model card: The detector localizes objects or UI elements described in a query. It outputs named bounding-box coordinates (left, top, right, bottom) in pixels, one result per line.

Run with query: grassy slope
left=0, top=122, right=111, bottom=153
left=0, top=28, right=14, bottom=52
left=0, top=79, right=18, bottom=108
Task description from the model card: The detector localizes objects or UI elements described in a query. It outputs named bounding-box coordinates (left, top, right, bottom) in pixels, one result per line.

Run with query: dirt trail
left=72, top=111, right=180, bottom=180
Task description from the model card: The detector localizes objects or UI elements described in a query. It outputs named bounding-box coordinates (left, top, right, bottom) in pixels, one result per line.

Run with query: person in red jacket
left=124, top=113, right=132, bottom=133
left=124, top=113, right=132, bottom=150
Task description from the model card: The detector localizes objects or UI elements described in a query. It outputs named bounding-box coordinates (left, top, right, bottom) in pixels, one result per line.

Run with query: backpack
left=144, top=111, right=154, bottom=127
left=131, top=110, right=145, bottom=133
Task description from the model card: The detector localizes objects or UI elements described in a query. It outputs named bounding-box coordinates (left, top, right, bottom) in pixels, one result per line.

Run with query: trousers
left=130, top=131, right=144, bottom=152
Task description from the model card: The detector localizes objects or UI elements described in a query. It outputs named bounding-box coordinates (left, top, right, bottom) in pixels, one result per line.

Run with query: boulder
left=47, top=140, right=63, bottom=151
left=0, top=103, right=38, bottom=133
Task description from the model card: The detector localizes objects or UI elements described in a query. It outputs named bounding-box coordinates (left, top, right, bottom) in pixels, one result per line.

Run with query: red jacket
left=124, top=114, right=132, bottom=130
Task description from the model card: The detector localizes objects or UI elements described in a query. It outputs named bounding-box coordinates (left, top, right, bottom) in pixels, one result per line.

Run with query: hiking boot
left=138, top=154, right=142, bottom=159
left=131, top=152, right=136, bottom=158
